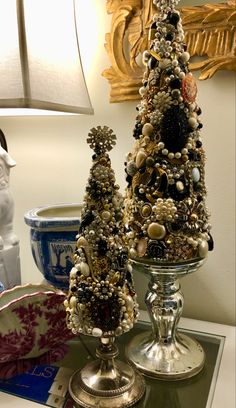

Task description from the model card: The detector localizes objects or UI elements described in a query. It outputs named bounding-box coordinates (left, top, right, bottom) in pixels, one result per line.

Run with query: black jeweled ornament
left=91, top=296, right=121, bottom=331
left=79, top=210, right=95, bottom=233
left=208, top=233, right=214, bottom=251
left=169, top=78, right=181, bottom=90
left=167, top=11, right=180, bottom=28
left=147, top=240, right=166, bottom=258
left=133, top=122, right=142, bottom=139
left=160, top=106, right=189, bottom=153
left=97, top=239, right=108, bottom=256
left=167, top=181, right=189, bottom=201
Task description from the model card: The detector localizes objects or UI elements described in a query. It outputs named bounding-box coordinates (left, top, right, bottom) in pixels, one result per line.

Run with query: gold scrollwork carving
left=103, top=0, right=236, bottom=102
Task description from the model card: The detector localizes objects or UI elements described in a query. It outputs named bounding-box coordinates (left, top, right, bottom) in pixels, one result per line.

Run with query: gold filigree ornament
left=87, top=125, right=116, bottom=153
left=103, top=0, right=236, bottom=102
left=92, top=257, right=110, bottom=277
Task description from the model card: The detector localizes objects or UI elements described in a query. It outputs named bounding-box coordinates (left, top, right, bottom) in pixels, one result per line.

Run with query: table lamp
left=0, top=0, right=93, bottom=116
left=0, top=0, right=93, bottom=288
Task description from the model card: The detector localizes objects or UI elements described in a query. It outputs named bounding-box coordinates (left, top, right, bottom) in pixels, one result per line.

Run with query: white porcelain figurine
left=0, top=145, right=21, bottom=288
left=0, top=146, right=18, bottom=249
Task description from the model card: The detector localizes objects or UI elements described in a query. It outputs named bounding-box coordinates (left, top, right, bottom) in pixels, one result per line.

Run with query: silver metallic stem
left=126, top=258, right=206, bottom=380
left=146, top=274, right=183, bottom=344
left=69, top=336, right=145, bottom=407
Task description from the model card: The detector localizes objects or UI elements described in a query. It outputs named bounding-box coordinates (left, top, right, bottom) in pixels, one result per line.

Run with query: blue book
left=0, top=365, right=74, bottom=407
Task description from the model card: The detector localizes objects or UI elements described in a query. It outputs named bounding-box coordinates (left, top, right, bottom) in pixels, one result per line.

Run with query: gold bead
left=111, top=272, right=120, bottom=284
left=190, top=213, right=198, bottom=221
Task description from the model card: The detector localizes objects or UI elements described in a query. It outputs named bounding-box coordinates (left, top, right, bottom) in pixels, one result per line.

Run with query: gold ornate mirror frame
left=103, top=0, right=236, bottom=102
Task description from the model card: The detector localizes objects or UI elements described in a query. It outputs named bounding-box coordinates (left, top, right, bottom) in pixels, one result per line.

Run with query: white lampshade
left=0, top=0, right=93, bottom=115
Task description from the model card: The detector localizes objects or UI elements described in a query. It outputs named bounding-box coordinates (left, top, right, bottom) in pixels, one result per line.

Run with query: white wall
left=0, top=0, right=235, bottom=325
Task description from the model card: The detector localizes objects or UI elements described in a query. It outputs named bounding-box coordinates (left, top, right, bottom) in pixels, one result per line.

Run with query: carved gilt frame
left=103, top=0, right=236, bottom=102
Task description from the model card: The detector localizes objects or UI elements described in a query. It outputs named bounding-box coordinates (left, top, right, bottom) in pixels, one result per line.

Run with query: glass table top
left=58, top=320, right=225, bottom=408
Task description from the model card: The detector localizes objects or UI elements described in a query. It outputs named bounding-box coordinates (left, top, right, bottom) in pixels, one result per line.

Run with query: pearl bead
left=188, top=117, right=198, bottom=129
left=180, top=51, right=190, bottom=62
left=175, top=152, right=181, bottom=159
left=174, top=67, right=181, bottom=74
left=115, top=326, right=123, bottom=336
left=198, top=240, right=208, bottom=258
left=176, top=181, right=184, bottom=191
left=147, top=222, right=166, bottom=239
left=172, top=89, right=181, bottom=98
left=189, top=103, right=196, bottom=111
left=101, top=210, right=111, bottom=221
left=142, top=122, right=154, bottom=136
left=70, top=267, right=77, bottom=278
left=69, top=296, right=77, bottom=308
left=92, top=328, right=103, bottom=337
left=192, top=167, right=200, bottom=182
left=139, top=86, right=146, bottom=96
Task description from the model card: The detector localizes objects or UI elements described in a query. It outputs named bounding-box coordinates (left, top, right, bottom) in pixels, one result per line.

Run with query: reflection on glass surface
left=57, top=320, right=224, bottom=408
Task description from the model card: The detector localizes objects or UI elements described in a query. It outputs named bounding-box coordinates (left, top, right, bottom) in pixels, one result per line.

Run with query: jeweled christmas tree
left=125, top=0, right=213, bottom=379
left=124, top=0, right=213, bottom=262
left=65, top=126, right=145, bottom=407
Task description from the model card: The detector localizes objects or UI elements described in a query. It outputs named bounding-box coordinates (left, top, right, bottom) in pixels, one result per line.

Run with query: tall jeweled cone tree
left=65, top=126, right=139, bottom=337
left=124, top=0, right=214, bottom=262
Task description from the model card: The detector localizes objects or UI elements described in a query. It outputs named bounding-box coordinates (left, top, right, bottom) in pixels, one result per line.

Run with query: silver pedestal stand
left=126, top=258, right=205, bottom=380
left=69, top=336, right=145, bottom=408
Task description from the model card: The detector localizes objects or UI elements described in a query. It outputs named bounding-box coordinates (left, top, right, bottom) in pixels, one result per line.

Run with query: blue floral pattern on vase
left=24, top=204, right=81, bottom=291
left=30, top=230, right=77, bottom=290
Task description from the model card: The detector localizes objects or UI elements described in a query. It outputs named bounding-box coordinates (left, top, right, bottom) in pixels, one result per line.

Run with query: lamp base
left=69, top=338, right=145, bottom=408
left=127, top=330, right=205, bottom=380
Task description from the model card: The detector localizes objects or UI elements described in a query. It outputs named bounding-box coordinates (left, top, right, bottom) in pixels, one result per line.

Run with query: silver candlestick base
left=69, top=337, right=145, bottom=408
left=126, top=258, right=205, bottom=380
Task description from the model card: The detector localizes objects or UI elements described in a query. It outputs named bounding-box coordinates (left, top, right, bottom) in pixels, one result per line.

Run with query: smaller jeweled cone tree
left=124, top=0, right=214, bottom=262
left=65, top=126, right=139, bottom=338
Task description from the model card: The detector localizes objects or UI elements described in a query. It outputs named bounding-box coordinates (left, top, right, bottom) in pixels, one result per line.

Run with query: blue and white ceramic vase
left=24, top=204, right=81, bottom=290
